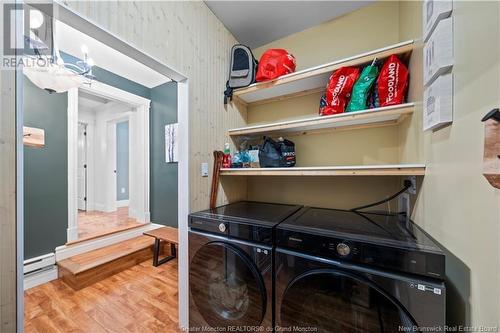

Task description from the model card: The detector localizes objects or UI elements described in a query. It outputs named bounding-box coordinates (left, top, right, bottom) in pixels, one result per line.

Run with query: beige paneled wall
left=246, top=1, right=409, bottom=209
left=0, top=65, right=18, bottom=333
left=65, top=1, right=247, bottom=212
left=399, top=0, right=500, bottom=327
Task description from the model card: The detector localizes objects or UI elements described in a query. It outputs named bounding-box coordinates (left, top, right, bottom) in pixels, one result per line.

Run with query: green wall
left=150, top=82, right=178, bottom=227
left=24, top=79, right=68, bottom=259
left=24, top=57, right=178, bottom=259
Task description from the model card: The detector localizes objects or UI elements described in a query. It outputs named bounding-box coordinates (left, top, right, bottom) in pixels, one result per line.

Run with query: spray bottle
left=222, top=143, right=232, bottom=168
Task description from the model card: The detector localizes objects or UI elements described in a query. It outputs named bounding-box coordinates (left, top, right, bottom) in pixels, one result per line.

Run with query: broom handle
left=210, top=151, right=224, bottom=209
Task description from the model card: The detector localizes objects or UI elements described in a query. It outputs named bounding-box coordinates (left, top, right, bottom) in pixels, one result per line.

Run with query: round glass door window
left=190, top=242, right=266, bottom=329
left=280, top=271, right=416, bottom=332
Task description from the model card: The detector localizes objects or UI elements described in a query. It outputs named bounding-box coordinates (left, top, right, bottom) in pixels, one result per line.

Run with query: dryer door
left=279, top=270, right=417, bottom=333
left=190, top=241, right=267, bottom=328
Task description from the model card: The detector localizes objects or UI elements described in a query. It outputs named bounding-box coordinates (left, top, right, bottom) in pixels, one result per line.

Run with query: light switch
left=201, top=162, right=209, bottom=177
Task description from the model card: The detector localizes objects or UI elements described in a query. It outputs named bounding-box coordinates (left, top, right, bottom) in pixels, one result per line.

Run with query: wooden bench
left=143, top=227, right=179, bottom=267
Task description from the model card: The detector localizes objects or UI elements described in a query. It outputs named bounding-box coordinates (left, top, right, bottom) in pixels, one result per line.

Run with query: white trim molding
left=67, top=88, right=79, bottom=243
left=177, top=79, right=190, bottom=330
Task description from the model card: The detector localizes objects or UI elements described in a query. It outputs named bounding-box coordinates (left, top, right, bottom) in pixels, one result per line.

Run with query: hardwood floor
left=77, top=207, right=142, bottom=241
left=25, top=260, right=180, bottom=333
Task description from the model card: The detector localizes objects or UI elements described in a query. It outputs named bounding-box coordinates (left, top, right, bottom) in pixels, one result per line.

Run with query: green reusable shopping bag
left=346, top=64, right=379, bottom=112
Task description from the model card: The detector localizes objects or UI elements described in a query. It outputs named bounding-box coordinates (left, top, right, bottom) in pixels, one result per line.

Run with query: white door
left=77, top=123, right=87, bottom=211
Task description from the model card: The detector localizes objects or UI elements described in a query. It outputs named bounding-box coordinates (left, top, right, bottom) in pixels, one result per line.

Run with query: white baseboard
left=24, top=266, right=58, bottom=290
left=116, top=199, right=129, bottom=208
left=86, top=202, right=95, bottom=211
left=55, top=223, right=164, bottom=261
left=93, top=203, right=107, bottom=211
left=24, top=253, right=56, bottom=274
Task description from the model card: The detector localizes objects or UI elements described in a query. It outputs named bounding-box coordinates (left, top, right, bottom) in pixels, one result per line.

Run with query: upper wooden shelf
left=233, top=40, right=415, bottom=106
left=229, top=103, right=415, bottom=137
left=220, top=164, right=426, bottom=177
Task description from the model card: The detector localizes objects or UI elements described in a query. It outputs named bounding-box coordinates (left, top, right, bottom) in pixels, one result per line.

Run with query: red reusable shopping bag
left=378, top=54, right=409, bottom=107
left=255, top=49, right=296, bottom=82
left=319, top=66, right=360, bottom=115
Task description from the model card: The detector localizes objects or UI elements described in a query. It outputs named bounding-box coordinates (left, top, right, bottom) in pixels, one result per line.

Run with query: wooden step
left=58, top=236, right=155, bottom=290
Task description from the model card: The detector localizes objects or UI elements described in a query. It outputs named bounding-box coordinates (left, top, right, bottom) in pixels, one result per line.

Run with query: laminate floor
left=24, top=260, right=180, bottom=333
left=77, top=207, right=141, bottom=241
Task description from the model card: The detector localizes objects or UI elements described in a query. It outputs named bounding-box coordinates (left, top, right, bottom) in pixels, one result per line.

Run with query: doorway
left=14, top=3, right=190, bottom=331
left=69, top=84, right=151, bottom=242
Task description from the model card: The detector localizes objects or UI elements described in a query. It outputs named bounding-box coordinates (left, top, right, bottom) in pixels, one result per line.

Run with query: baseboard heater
left=24, top=253, right=58, bottom=290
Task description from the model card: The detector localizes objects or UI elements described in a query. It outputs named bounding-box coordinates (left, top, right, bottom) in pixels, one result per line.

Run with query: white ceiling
left=205, top=1, right=374, bottom=48
left=56, top=21, right=171, bottom=89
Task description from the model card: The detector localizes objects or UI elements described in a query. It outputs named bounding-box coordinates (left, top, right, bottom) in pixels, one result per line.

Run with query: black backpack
left=258, top=137, right=296, bottom=168
left=224, top=44, right=258, bottom=104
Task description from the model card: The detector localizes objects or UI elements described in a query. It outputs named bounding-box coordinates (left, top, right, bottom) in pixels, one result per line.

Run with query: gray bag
left=224, top=44, right=257, bottom=104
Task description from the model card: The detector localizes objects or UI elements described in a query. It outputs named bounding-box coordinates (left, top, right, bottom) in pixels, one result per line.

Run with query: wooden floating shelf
left=229, top=103, right=415, bottom=137
left=23, top=126, right=45, bottom=148
left=233, top=40, right=416, bottom=106
left=220, top=164, right=426, bottom=177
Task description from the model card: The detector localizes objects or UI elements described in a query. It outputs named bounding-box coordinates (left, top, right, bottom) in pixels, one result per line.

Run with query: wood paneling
left=25, top=260, right=180, bottom=333
left=64, top=1, right=248, bottom=212
left=0, top=33, right=18, bottom=333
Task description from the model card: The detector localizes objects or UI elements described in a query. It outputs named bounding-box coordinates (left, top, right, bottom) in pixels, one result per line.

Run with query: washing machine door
left=279, top=269, right=417, bottom=333
left=190, top=241, right=267, bottom=329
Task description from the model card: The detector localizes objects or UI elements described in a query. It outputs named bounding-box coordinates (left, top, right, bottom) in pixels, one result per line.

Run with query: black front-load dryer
left=275, top=207, right=446, bottom=333
left=188, top=201, right=302, bottom=332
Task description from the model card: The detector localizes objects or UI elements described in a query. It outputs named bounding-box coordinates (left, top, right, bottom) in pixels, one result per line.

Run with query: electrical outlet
left=399, top=193, right=411, bottom=216
left=201, top=162, right=209, bottom=177
left=121, top=187, right=126, bottom=194
left=406, top=176, right=417, bottom=194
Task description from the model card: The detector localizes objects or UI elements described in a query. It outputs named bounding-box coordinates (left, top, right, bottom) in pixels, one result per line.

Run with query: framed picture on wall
left=165, top=123, right=178, bottom=163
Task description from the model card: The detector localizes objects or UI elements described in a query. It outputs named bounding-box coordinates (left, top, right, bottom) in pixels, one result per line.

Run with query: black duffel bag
left=258, top=137, right=296, bottom=168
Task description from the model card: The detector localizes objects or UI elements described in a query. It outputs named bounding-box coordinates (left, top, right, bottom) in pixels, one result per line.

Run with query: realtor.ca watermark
left=2, top=2, right=54, bottom=70
left=399, top=325, right=499, bottom=332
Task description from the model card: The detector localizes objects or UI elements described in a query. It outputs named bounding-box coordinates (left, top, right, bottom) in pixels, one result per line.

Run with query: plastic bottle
left=222, top=143, right=232, bottom=168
